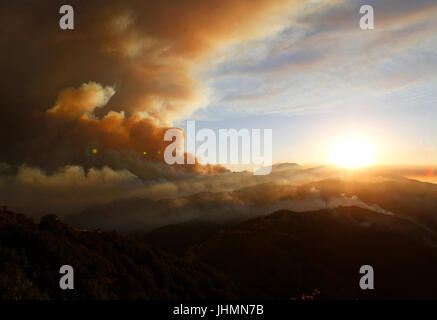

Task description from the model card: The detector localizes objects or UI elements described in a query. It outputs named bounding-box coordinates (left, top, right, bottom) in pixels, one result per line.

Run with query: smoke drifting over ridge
left=63, top=164, right=437, bottom=232
left=0, top=163, right=415, bottom=232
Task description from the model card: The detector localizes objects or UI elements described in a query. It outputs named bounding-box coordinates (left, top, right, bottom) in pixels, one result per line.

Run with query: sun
left=330, top=137, right=376, bottom=168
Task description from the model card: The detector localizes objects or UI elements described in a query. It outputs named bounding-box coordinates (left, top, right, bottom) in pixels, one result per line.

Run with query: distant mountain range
left=64, top=171, right=437, bottom=235
left=2, top=205, right=437, bottom=299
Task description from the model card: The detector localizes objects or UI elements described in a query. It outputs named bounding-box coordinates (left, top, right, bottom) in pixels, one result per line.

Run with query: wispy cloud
left=199, top=0, right=437, bottom=117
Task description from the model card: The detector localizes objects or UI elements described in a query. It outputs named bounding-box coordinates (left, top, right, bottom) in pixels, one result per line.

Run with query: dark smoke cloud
left=0, top=0, right=295, bottom=176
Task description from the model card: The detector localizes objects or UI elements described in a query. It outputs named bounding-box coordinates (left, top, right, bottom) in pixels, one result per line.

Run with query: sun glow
left=330, top=137, right=376, bottom=168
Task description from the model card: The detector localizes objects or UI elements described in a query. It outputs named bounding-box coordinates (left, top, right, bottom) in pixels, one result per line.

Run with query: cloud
left=0, top=0, right=298, bottom=176
left=17, top=165, right=137, bottom=188
left=2, top=161, right=436, bottom=233
left=61, top=164, right=405, bottom=232
left=200, top=0, right=437, bottom=116
left=1, top=163, right=414, bottom=232
left=1, top=78, right=228, bottom=179
left=47, top=82, right=116, bottom=119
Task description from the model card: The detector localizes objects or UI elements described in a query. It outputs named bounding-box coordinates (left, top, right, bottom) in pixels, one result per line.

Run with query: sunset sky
left=1, top=0, right=437, bottom=215
left=179, top=0, right=437, bottom=167
left=3, top=1, right=437, bottom=304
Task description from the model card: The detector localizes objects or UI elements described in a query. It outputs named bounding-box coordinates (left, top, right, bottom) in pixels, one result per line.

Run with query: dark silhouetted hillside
left=183, top=206, right=437, bottom=299
left=141, top=221, right=224, bottom=256
left=3, top=206, right=437, bottom=300
left=0, top=209, right=239, bottom=300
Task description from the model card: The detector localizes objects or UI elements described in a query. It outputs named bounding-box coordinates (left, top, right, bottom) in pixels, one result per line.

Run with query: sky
left=1, top=0, right=437, bottom=215
left=182, top=0, right=437, bottom=167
